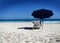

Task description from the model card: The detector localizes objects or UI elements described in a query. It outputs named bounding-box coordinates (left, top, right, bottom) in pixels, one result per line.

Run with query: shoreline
left=0, top=22, right=60, bottom=32
left=0, top=21, right=60, bottom=24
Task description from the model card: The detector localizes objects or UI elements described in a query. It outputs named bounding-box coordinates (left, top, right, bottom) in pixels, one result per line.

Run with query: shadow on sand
left=18, top=27, right=39, bottom=30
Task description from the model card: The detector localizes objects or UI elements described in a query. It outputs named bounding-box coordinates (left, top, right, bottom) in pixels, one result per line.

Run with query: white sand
left=0, top=22, right=33, bottom=32
left=0, top=22, right=60, bottom=43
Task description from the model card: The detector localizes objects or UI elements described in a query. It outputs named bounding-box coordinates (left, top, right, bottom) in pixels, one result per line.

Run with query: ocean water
left=0, top=19, right=60, bottom=23
left=44, top=21, right=60, bottom=23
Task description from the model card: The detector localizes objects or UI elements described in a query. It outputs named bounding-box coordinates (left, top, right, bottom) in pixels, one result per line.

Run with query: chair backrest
left=33, top=21, right=40, bottom=28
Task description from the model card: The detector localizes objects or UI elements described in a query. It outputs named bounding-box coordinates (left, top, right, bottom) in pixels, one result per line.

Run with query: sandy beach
left=0, top=22, right=60, bottom=43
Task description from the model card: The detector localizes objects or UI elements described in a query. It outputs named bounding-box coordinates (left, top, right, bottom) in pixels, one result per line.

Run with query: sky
left=0, top=0, right=60, bottom=19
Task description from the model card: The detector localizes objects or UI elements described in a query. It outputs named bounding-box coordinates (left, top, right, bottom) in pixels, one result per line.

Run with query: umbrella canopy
left=32, top=9, right=54, bottom=19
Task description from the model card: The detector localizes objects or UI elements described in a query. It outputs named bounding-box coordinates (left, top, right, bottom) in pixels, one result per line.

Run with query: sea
left=0, top=19, right=60, bottom=23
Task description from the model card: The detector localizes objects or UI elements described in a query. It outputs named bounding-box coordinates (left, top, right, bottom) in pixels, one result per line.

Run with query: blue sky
left=0, top=0, right=60, bottom=19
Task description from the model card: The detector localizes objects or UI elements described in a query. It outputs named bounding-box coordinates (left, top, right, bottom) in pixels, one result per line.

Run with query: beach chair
left=33, top=21, right=40, bottom=29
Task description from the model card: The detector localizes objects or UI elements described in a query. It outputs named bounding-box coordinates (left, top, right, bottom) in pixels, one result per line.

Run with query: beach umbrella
left=32, top=9, right=54, bottom=29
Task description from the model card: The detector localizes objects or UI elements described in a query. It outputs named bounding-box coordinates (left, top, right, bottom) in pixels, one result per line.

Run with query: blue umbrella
left=32, top=9, right=54, bottom=29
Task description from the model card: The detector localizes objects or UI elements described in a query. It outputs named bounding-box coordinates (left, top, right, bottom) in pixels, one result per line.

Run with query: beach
left=0, top=22, right=60, bottom=43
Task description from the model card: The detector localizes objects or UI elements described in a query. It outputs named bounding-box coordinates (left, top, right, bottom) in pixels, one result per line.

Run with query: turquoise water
left=0, top=19, right=60, bottom=23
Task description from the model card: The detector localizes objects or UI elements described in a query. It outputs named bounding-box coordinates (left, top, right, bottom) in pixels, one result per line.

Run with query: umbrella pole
left=42, top=19, right=43, bottom=29
left=40, top=19, right=42, bottom=29
left=40, top=19, right=43, bottom=29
